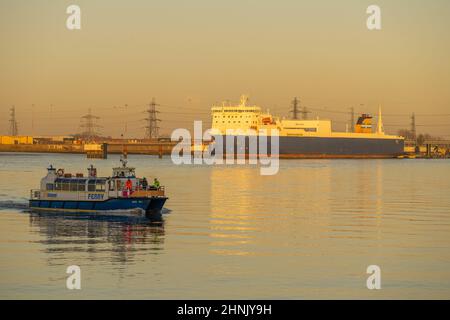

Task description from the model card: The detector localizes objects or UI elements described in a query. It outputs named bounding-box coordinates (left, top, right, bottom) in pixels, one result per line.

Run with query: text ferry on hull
left=29, top=158, right=168, bottom=216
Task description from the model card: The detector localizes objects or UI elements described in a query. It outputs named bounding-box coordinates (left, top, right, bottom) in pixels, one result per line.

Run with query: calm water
left=0, top=152, right=450, bottom=299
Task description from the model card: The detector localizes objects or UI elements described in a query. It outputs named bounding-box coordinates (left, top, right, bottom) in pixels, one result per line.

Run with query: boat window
left=95, top=180, right=106, bottom=192
left=62, top=182, right=70, bottom=191
left=78, top=179, right=86, bottom=191
left=46, top=183, right=54, bottom=191
left=88, top=180, right=96, bottom=192
left=70, top=181, right=78, bottom=191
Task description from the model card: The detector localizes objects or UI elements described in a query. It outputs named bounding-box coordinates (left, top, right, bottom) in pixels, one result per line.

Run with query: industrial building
left=0, top=136, right=33, bottom=145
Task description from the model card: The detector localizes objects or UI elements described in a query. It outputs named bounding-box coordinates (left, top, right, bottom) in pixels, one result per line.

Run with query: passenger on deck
left=125, top=178, right=133, bottom=197
left=153, top=178, right=160, bottom=189
left=142, top=177, right=148, bottom=190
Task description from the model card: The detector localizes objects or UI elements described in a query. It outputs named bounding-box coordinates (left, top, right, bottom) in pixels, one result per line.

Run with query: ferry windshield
left=53, top=178, right=87, bottom=191
left=50, top=178, right=107, bottom=192
left=87, top=179, right=106, bottom=192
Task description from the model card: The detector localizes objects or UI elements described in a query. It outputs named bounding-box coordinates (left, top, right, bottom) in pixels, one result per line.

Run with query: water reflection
left=1, top=154, right=450, bottom=299
left=28, top=212, right=165, bottom=266
left=209, top=167, right=260, bottom=256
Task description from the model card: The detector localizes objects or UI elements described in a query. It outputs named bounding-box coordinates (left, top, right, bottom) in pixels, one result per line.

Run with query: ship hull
left=215, top=135, right=405, bottom=158
left=278, top=136, right=404, bottom=158
left=29, top=197, right=167, bottom=215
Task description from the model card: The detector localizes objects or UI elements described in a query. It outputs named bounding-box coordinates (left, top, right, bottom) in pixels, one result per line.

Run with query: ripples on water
left=0, top=153, right=450, bottom=299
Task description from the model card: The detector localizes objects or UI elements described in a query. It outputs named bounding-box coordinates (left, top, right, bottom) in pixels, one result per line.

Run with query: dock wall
left=0, top=143, right=177, bottom=155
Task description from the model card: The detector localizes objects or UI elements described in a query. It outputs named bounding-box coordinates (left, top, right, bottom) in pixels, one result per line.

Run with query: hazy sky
left=1, top=0, right=450, bottom=137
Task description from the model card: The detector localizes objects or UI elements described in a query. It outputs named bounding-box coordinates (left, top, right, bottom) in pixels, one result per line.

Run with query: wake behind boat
left=29, top=158, right=168, bottom=216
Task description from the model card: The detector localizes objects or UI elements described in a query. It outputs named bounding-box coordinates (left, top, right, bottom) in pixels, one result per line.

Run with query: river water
left=0, top=152, right=449, bottom=299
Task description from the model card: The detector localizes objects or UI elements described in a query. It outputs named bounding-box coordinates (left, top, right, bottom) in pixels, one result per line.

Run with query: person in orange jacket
left=125, top=178, right=133, bottom=197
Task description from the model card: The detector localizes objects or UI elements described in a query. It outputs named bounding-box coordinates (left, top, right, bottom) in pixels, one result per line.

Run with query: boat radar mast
left=120, top=156, right=128, bottom=168
left=240, top=95, right=249, bottom=107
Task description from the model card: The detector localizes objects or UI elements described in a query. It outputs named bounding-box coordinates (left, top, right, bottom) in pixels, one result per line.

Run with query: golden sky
left=1, top=0, right=449, bottom=137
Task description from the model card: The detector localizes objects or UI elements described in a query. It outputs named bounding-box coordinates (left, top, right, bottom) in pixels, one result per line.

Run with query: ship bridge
left=211, top=95, right=263, bottom=133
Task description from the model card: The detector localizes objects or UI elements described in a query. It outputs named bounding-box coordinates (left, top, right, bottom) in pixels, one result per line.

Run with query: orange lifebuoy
left=56, top=169, right=64, bottom=177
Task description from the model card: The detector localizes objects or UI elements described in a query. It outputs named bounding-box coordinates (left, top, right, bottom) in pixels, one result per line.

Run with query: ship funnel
left=355, top=114, right=373, bottom=133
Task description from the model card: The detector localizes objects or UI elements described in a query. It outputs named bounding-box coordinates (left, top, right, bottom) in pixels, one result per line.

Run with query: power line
left=9, top=106, right=18, bottom=136
left=349, top=107, right=355, bottom=132
left=290, top=97, right=300, bottom=120
left=31, top=104, right=35, bottom=135
left=307, top=105, right=450, bottom=117
left=289, top=98, right=310, bottom=120
left=301, top=105, right=310, bottom=120
left=5, top=101, right=450, bottom=117
left=144, top=98, right=161, bottom=139
left=307, top=106, right=349, bottom=114
left=411, top=113, right=417, bottom=141
left=79, top=108, right=101, bottom=139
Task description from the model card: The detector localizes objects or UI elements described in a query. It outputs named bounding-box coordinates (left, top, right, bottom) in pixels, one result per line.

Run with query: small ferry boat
left=29, top=158, right=168, bottom=216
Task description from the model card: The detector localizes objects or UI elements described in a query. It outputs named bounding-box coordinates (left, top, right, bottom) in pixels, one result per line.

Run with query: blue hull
left=278, top=136, right=404, bottom=157
left=29, top=197, right=167, bottom=214
left=217, top=135, right=405, bottom=158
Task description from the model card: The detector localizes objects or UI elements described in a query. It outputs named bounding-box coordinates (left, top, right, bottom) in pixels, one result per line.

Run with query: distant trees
left=397, top=129, right=440, bottom=145
left=397, top=129, right=415, bottom=140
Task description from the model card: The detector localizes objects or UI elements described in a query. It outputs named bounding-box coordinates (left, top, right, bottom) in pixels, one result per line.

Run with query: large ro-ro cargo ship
left=209, top=96, right=405, bottom=158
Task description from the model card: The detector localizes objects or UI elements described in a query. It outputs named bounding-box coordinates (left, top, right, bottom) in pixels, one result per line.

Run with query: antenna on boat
left=120, top=155, right=128, bottom=168
left=240, top=95, right=248, bottom=107
left=119, top=132, right=128, bottom=167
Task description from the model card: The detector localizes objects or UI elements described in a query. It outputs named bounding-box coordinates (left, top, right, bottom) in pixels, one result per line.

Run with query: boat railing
left=30, top=189, right=41, bottom=200
left=115, top=185, right=166, bottom=198
left=138, top=185, right=165, bottom=192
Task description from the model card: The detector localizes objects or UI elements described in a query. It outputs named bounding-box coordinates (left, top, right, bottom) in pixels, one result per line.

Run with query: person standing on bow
left=125, top=178, right=133, bottom=197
